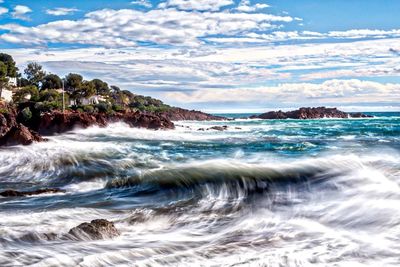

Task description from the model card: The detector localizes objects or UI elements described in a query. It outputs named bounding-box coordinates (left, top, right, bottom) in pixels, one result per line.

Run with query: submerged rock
left=208, top=125, right=228, bottom=131
left=251, top=107, right=372, bottom=120
left=0, top=188, right=65, bottom=197
left=67, top=219, right=120, bottom=240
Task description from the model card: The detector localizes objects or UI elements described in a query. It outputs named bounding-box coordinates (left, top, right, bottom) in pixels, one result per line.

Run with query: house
left=0, top=89, right=13, bottom=102
left=0, top=77, right=18, bottom=102
left=7, top=77, right=17, bottom=87
left=69, top=95, right=108, bottom=106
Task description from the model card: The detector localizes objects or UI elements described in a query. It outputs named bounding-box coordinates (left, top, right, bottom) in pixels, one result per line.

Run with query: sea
left=0, top=112, right=400, bottom=267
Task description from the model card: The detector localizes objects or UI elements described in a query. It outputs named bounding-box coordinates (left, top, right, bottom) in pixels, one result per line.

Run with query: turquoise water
left=0, top=113, right=400, bottom=266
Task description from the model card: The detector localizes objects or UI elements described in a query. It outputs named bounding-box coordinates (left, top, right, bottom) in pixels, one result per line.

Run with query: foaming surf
left=0, top=113, right=400, bottom=266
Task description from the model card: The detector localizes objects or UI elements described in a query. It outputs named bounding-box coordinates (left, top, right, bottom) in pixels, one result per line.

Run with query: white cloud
left=11, top=5, right=32, bottom=20
left=164, top=79, right=400, bottom=108
left=0, top=6, right=8, bottom=15
left=0, top=8, right=292, bottom=47
left=160, top=0, right=234, bottom=11
left=237, top=0, right=270, bottom=12
left=46, top=7, right=79, bottom=16
left=130, top=0, right=152, bottom=8
left=208, top=29, right=400, bottom=44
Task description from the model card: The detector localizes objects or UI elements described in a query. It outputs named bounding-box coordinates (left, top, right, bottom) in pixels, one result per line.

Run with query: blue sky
left=0, top=0, right=399, bottom=112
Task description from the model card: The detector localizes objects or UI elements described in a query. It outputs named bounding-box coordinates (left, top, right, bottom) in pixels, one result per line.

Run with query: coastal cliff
left=0, top=102, right=224, bottom=146
left=250, top=107, right=372, bottom=120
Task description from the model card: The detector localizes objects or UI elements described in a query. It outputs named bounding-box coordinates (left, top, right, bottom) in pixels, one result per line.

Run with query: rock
left=0, top=188, right=65, bottom=197
left=161, top=107, right=226, bottom=121
left=208, top=125, right=228, bottom=131
left=19, top=232, right=58, bottom=242
left=252, top=107, right=372, bottom=120
left=6, top=124, right=44, bottom=146
left=0, top=103, right=44, bottom=146
left=198, top=128, right=205, bottom=131
left=122, top=111, right=174, bottom=130
left=67, top=219, right=120, bottom=240
left=350, top=112, right=372, bottom=118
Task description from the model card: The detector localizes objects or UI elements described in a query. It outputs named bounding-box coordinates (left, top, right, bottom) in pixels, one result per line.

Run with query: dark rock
left=252, top=107, right=372, bottom=120
left=208, top=125, right=228, bottom=131
left=0, top=188, right=65, bottom=197
left=122, top=111, right=174, bottom=130
left=198, top=128, right=205, bottom=131
left=6, top=124, right=44, bottom=146
left=19, top=232, right=58, bottom=243
left=350, top=112, right=372, bottom=118
left=67, top=219, right=120, bottom=240
left=161, top=107, right=226, bottom=121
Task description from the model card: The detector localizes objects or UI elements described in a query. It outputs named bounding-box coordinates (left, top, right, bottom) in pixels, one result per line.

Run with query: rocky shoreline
left=250, top=107, right=372, bottom=120
left=0, top=102, right=223, bottom=146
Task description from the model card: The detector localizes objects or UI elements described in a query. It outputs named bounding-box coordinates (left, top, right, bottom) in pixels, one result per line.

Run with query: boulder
left=67, top=219, right=120, bottom=240
left=0, top=188, right=65, bottom=197
left=208, top=125, right=228, bottom=131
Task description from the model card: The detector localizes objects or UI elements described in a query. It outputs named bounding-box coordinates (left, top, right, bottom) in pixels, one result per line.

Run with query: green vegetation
left=0, top=53, right=18, bottom=77
left=0, top=53, right=172, bottom=113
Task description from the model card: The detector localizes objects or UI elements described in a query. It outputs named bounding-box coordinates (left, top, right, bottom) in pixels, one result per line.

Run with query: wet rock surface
left=67, top=219, right=120, bottom=240
left=0, top=188, right=65, bottom=197
left=208, top=125, right=228, bottom=131
left=161, top=107, right=226, bottom=121
left=0, top=103, right=44, bottom=146
left=251, top=107, right=372, bottom=120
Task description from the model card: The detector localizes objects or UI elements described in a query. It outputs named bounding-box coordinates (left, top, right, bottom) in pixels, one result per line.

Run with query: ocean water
left=0, top=113, right=400, bottom=267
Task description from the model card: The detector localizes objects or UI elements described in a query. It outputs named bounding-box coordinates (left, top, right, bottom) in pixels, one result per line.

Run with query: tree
left=0, top=62, right=7, bottom=78
left=65, top=73, right=83, bottom=93
left=18, top=77, right=30, bottom=87
left=72, top=80, right=96, bottom=103
left=0, top=53, right=18, bottom=77
left=91, top=79, right=109, bottom=95
left=0, top=62, right=9, bottom=98
left=24, top=62, right=46, bottom=87
left=12, top=86, right=39, bottom=103
left=39, top=89, right=61, bottom=102
left=41, top=74, right=62, bottom=90
left=110, top=85, right=121, bottom=93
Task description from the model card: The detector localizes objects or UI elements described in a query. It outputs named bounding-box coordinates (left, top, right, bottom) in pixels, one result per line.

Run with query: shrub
left=95, top=102, right=112, bottom=113
left=20, top=107, right=32, bottom=122
left=83, top=105, right=95, bottom=113
left=34, top=101, right=61, bottom=112
left=0, top=108, right=9, bottom=114
left=112, top=104, right=125, bottom=112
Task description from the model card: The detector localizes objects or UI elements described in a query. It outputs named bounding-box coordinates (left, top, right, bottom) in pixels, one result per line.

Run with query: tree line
left=0, top=53, right=171, bottom=114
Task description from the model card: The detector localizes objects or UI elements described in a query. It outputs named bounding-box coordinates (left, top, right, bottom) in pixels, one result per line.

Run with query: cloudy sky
left=0, top=0, right=399, bottom=112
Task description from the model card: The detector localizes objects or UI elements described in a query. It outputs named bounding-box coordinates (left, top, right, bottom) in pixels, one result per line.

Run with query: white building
left=0, top=89, right=13, bottom=102
left=70, top=95, right=108, bottom=106
left=0, top=77, right=18, bottom=102
left=7, top=77, right=17, bottom=87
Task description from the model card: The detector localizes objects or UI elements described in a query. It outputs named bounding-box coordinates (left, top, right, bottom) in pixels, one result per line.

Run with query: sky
left=0, top=0, right=399, bottom=113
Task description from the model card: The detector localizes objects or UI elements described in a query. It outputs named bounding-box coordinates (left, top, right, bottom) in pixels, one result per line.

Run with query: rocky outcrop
left=251, top=107, right=372, bottom=120
left=161, top=107, right=226, bottom=121
left=19, top=219, right=120, bottom=243
left=67, top=219, right=120, bottom=240
left=0, top=102, right=176, bottom=146
left=0, top=188, right=65, bottom=197
left=0, top=103, right=44, bottom=146
left=34, top=110, right=175, bottom=135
